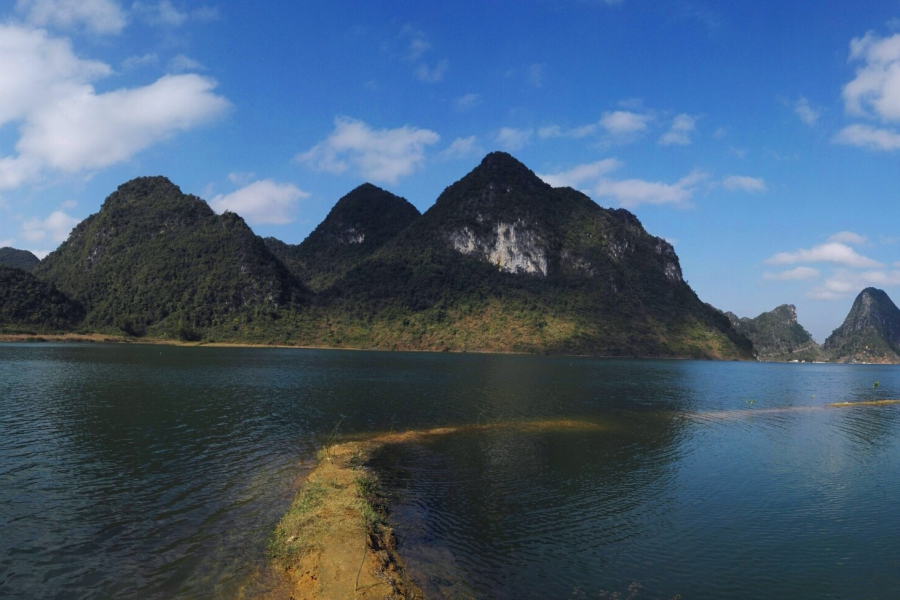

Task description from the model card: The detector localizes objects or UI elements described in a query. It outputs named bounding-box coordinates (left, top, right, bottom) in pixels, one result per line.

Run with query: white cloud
left=132, top=0, right=187, bottom=26
left=414, top=60, right=448, bottom=83
left=30, top=250, right=50, bottom=260
left=765, top=242, right=882, bottom=269
left=399, top=25, right=430, bottom=60
left=16, top=0, right=127, bottom=35
left=763, top=267, right=820, bottom=281
left=0, top=24, right=229, bottom=189
left=209, top=180, right=308, bottom=225
left=122, top=53, right=158, bottom=70
left=844, top=31, right=900, bottom=120
left=61, top=199, right=77, bottom=209
left=454, top=93, right=481, bottom=112
left=658, top=113, right=697, bottom=146
left=227, top=171, right=256, bottom=186
left=538, top=159, right=622, bottom=188
left=296, top=116, right=440, bottom=184
left=494, top=127, right=533, bottom=151
left=794, top=98, right=820, bottom=126
left=16, top=74, right=228, bottom=174
left=810, top=268, right=900, bottom=300
left=21, top=210, right=81, bottom=243
left=0, top=239, right=16, bottom=248
left=537, top=122, right=598, bottom=140
left=833, top=124, right=900, bottom=151
left=828, top=231, right=868, bottom=246
left=441, top=136, right=482, bottom=160
left=168, top=54, right=205, bottom=72
left=527, top=63, right=545, bottom=88
left=594, top=170, right=708, bottom=209
left=722, top=175, right=767, bottom=192
left=600, top=110, right=652, bottom=141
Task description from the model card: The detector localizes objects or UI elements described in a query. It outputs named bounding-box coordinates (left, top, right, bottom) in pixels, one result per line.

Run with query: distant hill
left=321, top=152, right=753, bottom=358
left=823, top=287, right=900, bottom=363
left=0, top=247, right=40, bottom=272
left=265, top=183, right=420, bottom=291
left=12, top=155, right=757, bottom=357
left=33, top=176, right=307, bottom=340
left=726, top=304, right=823, bottom=361
left=0, top=266, right=84, bottom=331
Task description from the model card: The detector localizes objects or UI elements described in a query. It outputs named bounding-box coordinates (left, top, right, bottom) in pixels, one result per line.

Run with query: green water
left=1, top=343, right=898, bottom=599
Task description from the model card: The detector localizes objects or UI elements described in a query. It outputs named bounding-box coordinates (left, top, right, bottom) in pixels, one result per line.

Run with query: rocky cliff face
left=727, top=304, right=823, bottom=361
left=327, top=152, right=753, bottom=359
left=448, top=220, right=549, bottom=275
left=824, top=288, right=900, bottom=363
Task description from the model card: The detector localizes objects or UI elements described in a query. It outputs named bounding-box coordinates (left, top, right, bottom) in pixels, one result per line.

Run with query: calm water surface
left=1, top=344, right=899, bottom=599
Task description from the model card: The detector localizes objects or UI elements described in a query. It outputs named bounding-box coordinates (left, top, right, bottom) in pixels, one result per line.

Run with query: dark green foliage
left=12, top=156, right=756, bottom=357
left=727, top=304, right=824, bottom=361
left=33, top=176, right=307, bottom=338
left=322, top=153, right=753, bottom=358
left=824, top=288, right=900, bottom=363
left=0, top=266, right=85, bottom=331
left=265, top=183, right=420, bottom=291
left=0, top=247, right=40, bottom=272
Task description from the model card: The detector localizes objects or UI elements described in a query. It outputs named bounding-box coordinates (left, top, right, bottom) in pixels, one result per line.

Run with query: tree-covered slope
left=0, top=266, right=85, bottom=331
left=33, top=177, right=307, bottom=338
left=0, top=247, right=40, bottom=272
left=823, top=288, right=900, bottom=363
left=726, top=304, right=823, bottom=361
left=321, top=152, right=753, bottom=358
left=265, top=183, right=420, bottom=291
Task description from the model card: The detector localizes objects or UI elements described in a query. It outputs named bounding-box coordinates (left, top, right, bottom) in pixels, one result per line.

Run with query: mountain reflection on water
left=1, top=344, right=899, bottom=599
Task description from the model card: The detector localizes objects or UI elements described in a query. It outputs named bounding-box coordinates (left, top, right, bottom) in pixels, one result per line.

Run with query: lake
left=1, top=343, right=899, bottom=599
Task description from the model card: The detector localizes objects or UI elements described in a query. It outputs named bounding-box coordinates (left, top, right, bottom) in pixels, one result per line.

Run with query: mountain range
left=0, top=152, right=895, bottom=362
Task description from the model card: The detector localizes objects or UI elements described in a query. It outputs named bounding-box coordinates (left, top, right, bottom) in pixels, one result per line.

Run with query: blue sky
left=1, top=0, right=900, bottom=340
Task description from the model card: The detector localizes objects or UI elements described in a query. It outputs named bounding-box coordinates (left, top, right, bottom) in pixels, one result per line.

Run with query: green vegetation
left=0, top=247, right=40, bottom=272
left=265, top=183, right=420, bottom=292
left=33, top=176, right=307, bottom=340
left=6, top=155, right=757, bottom=358
left=726, top=304, right=824, bottom=361
left=0, top=266, right=85, bottom=332
left=823, top=287, right=900, bottom=363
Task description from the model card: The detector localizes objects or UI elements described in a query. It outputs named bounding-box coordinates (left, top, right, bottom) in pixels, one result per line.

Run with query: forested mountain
left=0, top=266, right=85, bottom=331
left=823, top=288, right=900, bottom=363
left=265, top=183, right=420, bottom=291
left=726, top=304, right=823, bottom=361
left=321, top=152, right=753, bottom=358
left=33, top=177, right=307, bottom=340
left=4, top=154, right=757, bottom=357
left=0, top=248, right=40, bottom=272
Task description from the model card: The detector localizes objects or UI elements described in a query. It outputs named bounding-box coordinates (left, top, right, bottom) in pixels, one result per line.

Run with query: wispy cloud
left=17, top=0, right=127, bottom=35
left=722, top=175, right=767, bottom=193
left=834, top=124, right=900, bottom=151
left=454, top=93, right=481, bottom=112
left=763, top=266, right=820, bottom=281
left=414, top=60, right=448, bottom=83
left=494, top=127, right=533, bottom=151
left=658, top=114, right=697, bottom=146
left=828, top=231, right=868, bottom=246
left=537, top=159, right=622, bottom=188
left=527, top=63, right=544, bottom=88
left=793, top=97, right=820, bottom=126
left=594, top=169, right=708, bottom=208
left=810, top=269, right=900, bottom=300
left=440, top=136, right=482, bottom=160
left=209, top=180, right=308, bottom=225
left=20, top=210, right=81, bottom=243
left=765, top=242, right=882, bottom=269
left=296, top=116, right=440, bottom=183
